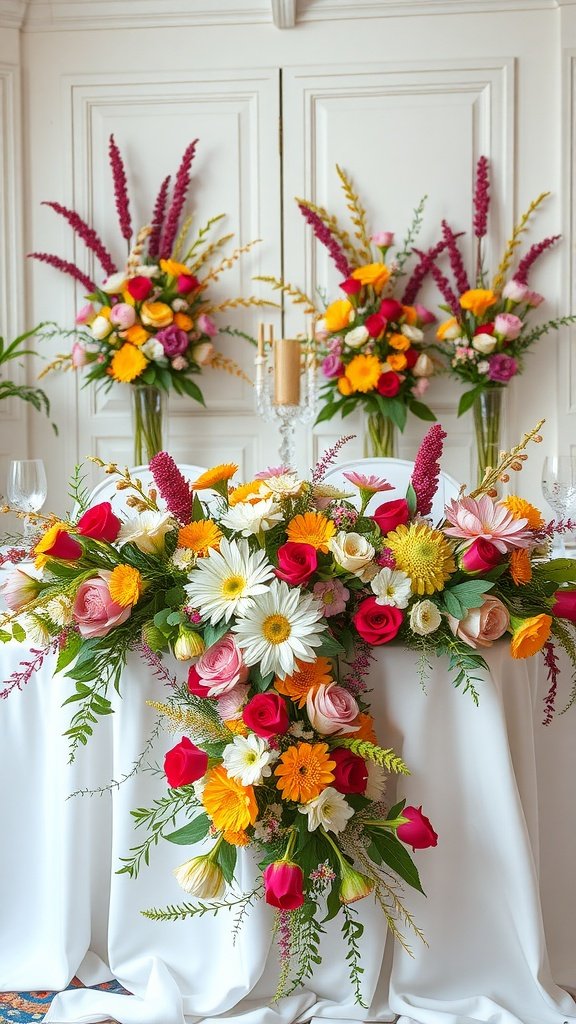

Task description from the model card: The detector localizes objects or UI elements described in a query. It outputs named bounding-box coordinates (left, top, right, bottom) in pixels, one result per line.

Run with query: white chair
left=84, top=463, right=208, bottom=518
left=321, top=457, right=460, bottom=524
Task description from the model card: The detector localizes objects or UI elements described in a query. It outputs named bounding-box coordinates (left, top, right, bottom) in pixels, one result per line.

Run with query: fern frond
left=336, top=165, right=372, bottom=262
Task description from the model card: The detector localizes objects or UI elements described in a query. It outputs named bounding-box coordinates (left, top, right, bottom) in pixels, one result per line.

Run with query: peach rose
left=140, top=302, right=174, bottom=328
left=447, top=595, right=510, bottom=649
left=72, top=572, right=131, bottom=638
left=306, top=682, right=360, bottom=736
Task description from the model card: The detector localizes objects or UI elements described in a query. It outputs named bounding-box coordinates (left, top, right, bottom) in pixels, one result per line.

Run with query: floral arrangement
left=409, top=155, right=576, bottom=414
left=258, top=167, right=438, bottom=456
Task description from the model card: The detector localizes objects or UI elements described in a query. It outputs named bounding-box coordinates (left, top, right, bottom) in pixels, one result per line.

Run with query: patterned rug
left=0, top=977, right=128, bottom=1022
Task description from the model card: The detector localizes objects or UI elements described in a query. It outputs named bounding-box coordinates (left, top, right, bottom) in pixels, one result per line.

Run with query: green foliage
left=341, top=904, right=367, bottom=1007
left=366, top=829, right=424, bottom=895
left=67, top=464, right=91, bottom=518
left=117, top=785, right=197, bottom=879
left=394, top=194, right=427, bottom=274
left=142, top=888, right=261, bottom=923
left=337, top=738, right=410, bottom=775
left=439, top=579, right=494, bottom=620
left=457, top=386, right=484, bottom=417
left=164, top=813, right=210, bottom=846
left=0, top=324, right=58, bottom=432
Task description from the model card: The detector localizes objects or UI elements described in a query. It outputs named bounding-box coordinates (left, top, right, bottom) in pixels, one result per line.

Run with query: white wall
left=0, top=0, right=573, bottom=512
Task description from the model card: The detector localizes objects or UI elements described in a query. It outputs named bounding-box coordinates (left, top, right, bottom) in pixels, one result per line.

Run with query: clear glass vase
left=364, top=410, right=396, bottom=458
left=472, top=386, right=504, bottom=487
left=131, top=385, right=166, bottom=465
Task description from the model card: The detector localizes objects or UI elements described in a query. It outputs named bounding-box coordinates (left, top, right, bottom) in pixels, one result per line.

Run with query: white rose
left=328, top=531, right=375, bottom=576
left=413, top=353, right=434, bottom=378
left=401, top=324, right=423, bottom=342
left=171, top=298, right=188, bottom=311
left=344, top=325, right=369, bottom=349
left=502, top=279, right=529, bottom=303
left=91, top=315, right=113, bottom=340
left=409, top=600, right=442, bottom=636
left=141, top=338, right=165, bottom=360
left=472, top=333, right=497, bottom=355
left=100, top=271, right=127, bottom=294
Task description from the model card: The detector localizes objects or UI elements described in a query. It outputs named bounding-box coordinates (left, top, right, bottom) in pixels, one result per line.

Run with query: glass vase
left=472, top=386, right=504, bottom=487
left=364, top=410, right=396, bottom=458
left=131, top=385, right=166, bottom=465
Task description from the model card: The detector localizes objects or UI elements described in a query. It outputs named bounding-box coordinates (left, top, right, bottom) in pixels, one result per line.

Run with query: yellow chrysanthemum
left=386, top=522, right=456, bottom=595
left=501, top=496, right=544, bottom=529
left=192, top=464, right=238, bottom=491
left=275, top=742, right=335, bottom=803
left=229, top=481, right=264, bottom=506
left=202, top=765, right=258, bottom=832
left=108, top=343, right=148, bottom=382
left=286, top=511, right=336, bottom=552
left=510, top=548, right=532, bottom=586
left=108, top=564, right=144, bottom=607
left=274, top=656, right=333, bottom=708
left=178, top=519, right=222, bottom=555
left=345, top=354, right=382, bottom=393
left=510, top=614, right=552, bottom=659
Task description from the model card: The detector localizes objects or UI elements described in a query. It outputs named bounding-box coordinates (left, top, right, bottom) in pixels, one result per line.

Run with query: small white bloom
left=173, top=856, right=225, bottom=898
left=413, top=353, right=434, bottom=377
left=222, top=733, right=278, bottom=786
left=329, top=531, right=375, bottom=577
left=219, top=496, right=283, bottom=537
left=171, top=547, right=196, bottom=571
left=118, top=511, right=174, bottom=555
left=344, top=325, right=369, bottom=349
left=137, top=264, right=159, bottom=279
left=472, top=333, right=497, bottom=355
left=364, top=762, right=387, bottom=802
left=22, top=613, right=50, bottom=645
left=409, top=599, right=442, bottom=636
left=264, top=473, right=304, bottom=498
left=299, top=786, right=355, bottom=834
left=101, top=272, right=127, bottom=294
left=141, top=338, right=165, bottom=360
left=91, top=315, right=113, bottom=340
left=289, top=721, right=314, bottom=740
left=476, top=360, right=490, bottom=375
left=371, top=567, right=412, bottom=609
left=171, top=297, right=189, bottom=311
left=193, top=777, right=207, bottom=802
left=401, top=324, right=423, bottom=342
left=45, top=594, right=74, bottom=626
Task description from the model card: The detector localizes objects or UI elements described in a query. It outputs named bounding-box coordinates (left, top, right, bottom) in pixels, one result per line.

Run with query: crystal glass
left=541, top=455, right=576, bottom=557
left=7, top=459, right=47, bottom=543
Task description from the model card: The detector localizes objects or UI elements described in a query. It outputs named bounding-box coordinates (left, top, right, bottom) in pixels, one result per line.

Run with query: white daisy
left=299, top=786, right=355, bottom=834
left=370, top=567, right=412, bottom=609
left=221, top=734, right=278, bottom=787
left=231, top=579, right=325, bottom=679
left=219, top=496, right=283, bottom=538
left=263, top=473, right=304, bottom=497
left=185, top=537, right=274, bottom=625
left=22, top=613, right=51, bottom=646
left=118, top=511, right=174, bottom=555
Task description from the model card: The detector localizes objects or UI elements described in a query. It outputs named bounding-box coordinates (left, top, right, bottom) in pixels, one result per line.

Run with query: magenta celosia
left=148, top=175, right=171, bottom=260
left=427, top=261, right=460, bottom=318
left=298, top=202, right=351, bottom=279
left=410, top=424, right=447, bottom=516
left=441, top=220, right=470, bottom=295
left=402, top=239, right=455, bottom=305
left=160, top=140, right=198, bottom=259
left=149, top=451, right=193, bottom=526
left=27, top=251, right=96, bottom=293
left=514, top=235, right=561, bottom=285
left=108, top=134, right=132, bottom=243
left=41, top=201, right=117, bottom=278
left=311, top=435, right=355, bottom=483
left=473, top=156, right=490, bottom=239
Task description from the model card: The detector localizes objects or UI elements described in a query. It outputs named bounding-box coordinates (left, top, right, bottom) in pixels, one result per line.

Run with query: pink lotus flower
left=312, top=580, right=350, bottom=617
left=444, top=495, right=533, bottom=553
left=343, top=471, right=393, bottom=494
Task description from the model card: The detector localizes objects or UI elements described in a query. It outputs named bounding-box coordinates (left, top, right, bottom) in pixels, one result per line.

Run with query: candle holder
left=255, top=324, right=319, bottom=470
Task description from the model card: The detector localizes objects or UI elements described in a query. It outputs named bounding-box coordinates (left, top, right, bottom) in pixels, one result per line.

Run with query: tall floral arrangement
left=258, top=167, right=438, bottom=457
left=32, top=136, right=272, bottom=461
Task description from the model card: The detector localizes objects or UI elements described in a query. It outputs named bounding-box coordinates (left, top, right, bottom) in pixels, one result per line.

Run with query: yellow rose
left=388, top=352, right=407, bottom=371
left=140, top=301, right=174, bottom=328
left=510, top=614, right=552, bottom=659
left=351, top=262, right=390, bottom=292
left=124, top=325, right=150, bottom=347
left=388, top=333, right=411, bottom=352
left=160, top=258, right=191, bottom=277
left=174, top=312, right=193, bottom=332
left=324, top=299, right=353, bottom=333
left=436, top=317, right=461, bottom=341
left=459, top=289, right=497, bottom=318
left=337, top=375, right=353, bottom=395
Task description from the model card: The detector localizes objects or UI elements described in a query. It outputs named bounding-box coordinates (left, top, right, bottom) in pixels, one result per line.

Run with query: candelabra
left=255, top=324, right=319, bottom=470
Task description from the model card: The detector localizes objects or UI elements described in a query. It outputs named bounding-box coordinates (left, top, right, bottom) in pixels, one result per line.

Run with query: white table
left=0, top=638, right=575, bottom=1024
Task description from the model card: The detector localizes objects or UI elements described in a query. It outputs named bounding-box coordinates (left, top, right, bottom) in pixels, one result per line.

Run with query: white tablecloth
left=1, top=639, right=575, bottom=1024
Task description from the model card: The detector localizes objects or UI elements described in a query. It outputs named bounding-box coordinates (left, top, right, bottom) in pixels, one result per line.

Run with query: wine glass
left=6, top=459, right=48, bottom=545
left=541, top=456, right=576, bottom=557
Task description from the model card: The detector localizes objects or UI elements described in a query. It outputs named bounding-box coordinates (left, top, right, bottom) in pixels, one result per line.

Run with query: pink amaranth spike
left=159, top=140, right=198, bottom=259
left=27, top=251, right=96, bottom=293
left=149, top=451, right=193, bottom=526
left=42, top=202, right=117, bottom=278
left=297, top=202, right=351, bottom=279
left=515, top=235, right=561, bottom=285
left=410, top=424, right=447, bottom=516
left=108, top=134, right=132, bottom=243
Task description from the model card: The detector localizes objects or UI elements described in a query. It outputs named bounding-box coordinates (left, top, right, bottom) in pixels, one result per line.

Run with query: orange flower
left=436, top=317, right=461, bottom=341
left=337, top=376, right=353, bottom=396
left=286, top=511, right=335, bottom=552
left=351, top=262, right=390, bottom=292
left=274, top=657, right=334, bottom=708
left=224, top=719, right=250, bottom=736
left=202, top=765, right=258, bottom=832
left=324, top=299, right=353, bottom=333
left=342, top=712, right=377, bottom=743
left=510, top=548, right=532, bottom=586
left=178, top=519, right=222, bottom=555
left=510, top=614, right=552, bottom=659
left=229, top=481, right=264, bottom=506
left=192, top=464, right=238, bottom=491
left=275, top=742, right=335, bottom=802
left=174, top=312, right=193, bottom=332
left=108, top=343, right=148, bottom=382
left=459, top=289, right=497, bottom=318
left=401, top=305, right=418, bottom=325
left=501, top=496, right=544, bottom=529
left=388, top=333, right=411, bottom=352
left=388, top=352, right=408, bottom=371
left=140, top=301, right=173, bottom=328
left=222, top=829, right=250, bottom=847
left=124, top=325, right=150, bottom=347
left=109, top=565, right=144, bottom=607
left=34, top=522, right=71, bottom=569
left=345, top=354, right=382, bottom=393
left=159, top=258, right=191, bottom=277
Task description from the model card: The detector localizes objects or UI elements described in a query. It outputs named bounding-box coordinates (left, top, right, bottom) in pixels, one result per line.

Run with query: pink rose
left=397, top=805, right=438, bottom=850
left=177, top=273, right=199, bottom=294
left=198, top=314, right=218, bottom=337
left=412, top=377, right=430, bottom=398
left=71, top=342, right=89, bottom=368
left=75, top=303, right=95, bottom=325
left=552, top=589, right=576, bottom=623
left=216, top=683, right=250, bottom=721
left=322, top=354, right=345, bottom=378
left=312, top=580, right=349, bottom=617
left=243, top=692, right=290, bottom=738
left=188, top=634, right=248, bottom=698
left=275, top=542, right=318, bottom=585
left=525, top=290, right=544, bottom=307
left=460, top=538, right=503, bottom=573
left=494, top=313, right=522, bottom=340
left=414, top=303, right=437, bottom=325
left=372, top=231, right=394, bottom=247
left=72, top=573, right=131, bottom=638
left=156, top=325, right=189, bottom=357
left=306, top=682, right=359, bottom=736
left=110, top=303, right=136, bottom=330
left=447, top=594, right=510, bottom=649
left=502, top=280, right=529, bottom=303
left=263, top=861, right=304, bottom=910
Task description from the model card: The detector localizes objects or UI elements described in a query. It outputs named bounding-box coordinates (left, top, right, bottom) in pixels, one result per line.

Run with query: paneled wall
left=0, top=0, right=572, bottom=512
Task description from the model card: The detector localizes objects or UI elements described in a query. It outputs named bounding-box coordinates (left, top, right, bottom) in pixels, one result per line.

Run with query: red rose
left=353, top=597, right=403, bottom=645
left=377, top=372, right=401, bottom=397
left=275, top=542, right=318, bottom=585
left=164, top=736, right=208, bottom=788
left=461, top=538, right=503, bottom=573
left=339, top=277, right=362, bottom=297
left=126, top=276, right=153, bottom=301
left=263, top=861, right=305, bottom=910
left=474, top=321, right=494, bottom=335
left=552, top=589, right=576, bottom=623
left=187, top=664, right=212, bottom=698
left=243, top=692, right=289, bottom=738
left=44, top=530, right=82, bottom=560
left=177, top=273, right=199, bottom=294
left=372, top=498, right=410, bottom=535
left=76, top=501, right=121, bottom=543
left=404, top=347, right=419, bottom=369
left=397, top=805, right=438, bottom=850
left=365, top=312, right=388, bottom=338
left=378, top=298, right=404, bottom=322
left=331, top=748, right=368, bottom=794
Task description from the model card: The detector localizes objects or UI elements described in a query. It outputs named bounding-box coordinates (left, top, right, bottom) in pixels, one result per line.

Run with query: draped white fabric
left=1, top=638, right=575, bottom=1024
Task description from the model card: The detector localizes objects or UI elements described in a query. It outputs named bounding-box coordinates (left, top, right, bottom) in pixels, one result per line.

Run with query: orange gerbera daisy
left=510, top=613, right=552, bottom=659
left=108, top=343, right=148, bottom=383
left=108, top=564, right=144, bottom=607
left=229, top=481, right=264, bottom=506
left=178, top=519, right=222, bottom=555
left=124, top=325, right=150, bottom=347
left=192, top=464, right=238, bottom=492
left=345, top=354, right=382, bottom=393
left=501, top=496, right=544, bottom=530
left=337, top=376, right=353, bottom=396
left=274, top=657, right=334, bottom=708
left=275, top=742, right=335, bottom=803
left=342, top=712, right=377, bottom=743
left=510, top=548, right=532, bottom=586
left=202, top=765, right=258, bottom=832
left=286, top=511, right=336, bottom=552
left=222, top=829, right=251, bottom=847
left=224, top=719, right=250, bottom=736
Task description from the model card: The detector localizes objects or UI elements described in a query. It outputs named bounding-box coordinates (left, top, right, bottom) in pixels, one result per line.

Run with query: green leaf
left=322, top=880, right=342, bottom=924
left=534, top=561, right=576, bottom=585
left=12, top=622, right=26, bottom=642
left=457, top=387, right=483, bottom=417
left=316, top=631, right=345, bottom=657
left=192, top=494, right=204, bottom=522
left=167, top=611, right=186, bottom=626
left=369, top=830, right=424, bottom=894
left=55, top=631, right=83, bottom=674
left=204, top=621, right=229, bottom=648
left=405, top=482, right=417, bottom=516
left=165, top=585, right=187, bottom=608
left=409, top=399, right=436, bottom=422
left=314, top=402, right=340, bottom=426
left=165, top=813, right=210, bottom=846
left=442, top=590, right=466, bottom=619
left=250, top=665, right=275, bottom=692
left=217, top=841, right=237, bottom=883
left=178, top=377, right=206, bottom=406
left=386, top=799, right=406, bottom=821
left=0, top=629, right=12, bottom=643
left=444, top=579, right=494, bottom=617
